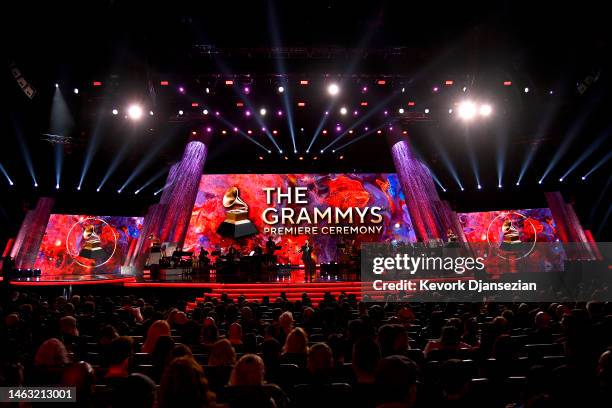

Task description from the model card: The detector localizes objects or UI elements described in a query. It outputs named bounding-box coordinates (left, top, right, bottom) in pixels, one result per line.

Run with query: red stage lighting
left=225, top=80, right=234, bottom=85
left=191, top=102, right=199, bottom=107
left=297, top=102, right=306, bottom=107
left=360, top=101, right=368, bottom=106
left=300, top=80, right=309, bottom=85
left=445, top=80, right=454, bottom=85
left=503, top=81, right=512, bottom=86
left=236, top=102, right=244, bottom=107
left=408, top=101, right=415, bottom=106
left=160, top=81, right=169, bottom=86
left=377, top=80, right=386, bottom=85
left=92, top=81, right=102, bottom=86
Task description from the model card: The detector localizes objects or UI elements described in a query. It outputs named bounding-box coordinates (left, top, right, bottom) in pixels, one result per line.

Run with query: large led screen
left=184, top=173, right=417, bottom=264
left=34, top=214, right=143, bottom=275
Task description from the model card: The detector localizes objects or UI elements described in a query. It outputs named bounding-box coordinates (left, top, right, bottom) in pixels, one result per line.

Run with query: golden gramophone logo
left=216, top=186, right=258, bottom=238
left=66, top=217, right=117, bottom=268
left=486, top=212, right=537, bottom=260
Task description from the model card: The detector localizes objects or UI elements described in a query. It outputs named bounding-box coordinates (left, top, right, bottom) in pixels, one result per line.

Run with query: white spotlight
left=149, top=110, right=154, bottom=116
left=328, top=83, right=339, bottom=96
left=178, top=110, right=184, bottom=116
left=127, top=104, right=143, bottom=120
left=479, top=104, right=492, bottom=117
left=340, top=107, right=348, bottom=115
left=55, top=83, right=59, bottom=88
left=581, top=176, right=586, bottom=180
left=424, top=108, right=430, bottom=114
left=524, top=87, right=529, bottom=93
left=559, top=178, right=564, bottom=182
left=203, top=109, right=209, bottom=115
left=73, top=88, right=79, bottom=94
left=259, top=108, right=267, bottom=116
left=278, top=86, right=285, bottom=93
left=398, top=108, right=405, bottom=114
left=458, top=101, right=477, bottom=120
left=112, top=109, right=119, bottom=115
left=56, top=184, right=59, bottom=190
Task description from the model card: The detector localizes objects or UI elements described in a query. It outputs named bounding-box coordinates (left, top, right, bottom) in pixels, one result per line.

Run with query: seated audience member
left=60, top=361, right=96, bottom=407
left=158, top=356, right=215, bottom=408
left=112, top=373, right=157, bottom=408
left=33, top=338, right=70, bottom=385
left=151, top=335, right=175, bottom=383
left=207, top=338, right=237, bottom=393
left=436, top=359, right=472, bottom=407
left=306, top=342, right=334, bottom=384
left=230, top=354, right=266, bottom=386
left=378, top=324, right=410, bottom=357
left=141, top=320, right=171, bottom=353
left=228, top=322, right=244, bottom=350
left=424, top=325, right=471, bottom=358
left=208, top=338, right=237, bottom=366
left=261, top=338, right=282, bottom=383
left=529, top=311, right=554, bottom=344
left=167, top=343, right=194, bottom=364
left=279, top=327, right=309, bottom=368
left=278, top=311, right=294, bottom=340
left=374, top=355, right=418, bottom=408
left=103, top=336, right=134, bottom=385
left=352, top=337, right=381, bottom=384
left=202, top=317, right=219, bottom=350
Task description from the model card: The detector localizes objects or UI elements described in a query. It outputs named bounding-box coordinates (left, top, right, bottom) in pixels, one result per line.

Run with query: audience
left=1, top=289, right=611, bottom=408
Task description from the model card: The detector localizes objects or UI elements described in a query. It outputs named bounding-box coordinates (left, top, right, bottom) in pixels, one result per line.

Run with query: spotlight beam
left=321, top=91, right=400, bottom=152
left=539, top=94, right=601, bottom=183
left=0, top=162, right=14, bottom=185
left=266, top=2, right=297, bottom=152
left=333, top=124, right=388, bottom=151
left=96, top=142, right=131, bottom=192
left=560, top=131, right=607, bottom=180
left=134, top=167, right=168, bottom=194
left=583, top=150, right=612, bottom=179
left=430, top=134, right=464, bottom=190
left=304, top=14, right=380, bottom=152
left=118, top=127, right=176, bottom=192
left=12, top=116, right=38, bottom=187
left=50, top=87, right=74, bottom=190
left=462, top=128, right=481, bottom=190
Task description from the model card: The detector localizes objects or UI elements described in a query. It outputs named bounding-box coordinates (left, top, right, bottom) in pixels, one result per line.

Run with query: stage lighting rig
left=127, top=104, right=143, bottom=120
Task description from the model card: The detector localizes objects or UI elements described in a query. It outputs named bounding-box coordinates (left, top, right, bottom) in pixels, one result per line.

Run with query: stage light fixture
left=178, top=86, right=185, bottom=93
left=55, top=83, right=59, bottom=88
left=205, top=87, right=210, bottom=94
left=516, top=182, right=520, bottom=186
left=362, top=86, right=368, bottom=92
left=278, top=86, right=285, bottom=93
left=56, top=184, right=59, bottom=190
left=498, top=184, right=502, bottom=188
left=449, top=108, right=453, bottom=114
left=479, top=104, right=492, bottom=116
left=340, top=107, right=348, bottom=115
left=127, top=104, right=143, bottom=120
left=458, top=101, right=477, bottom=120
left=353, top=110, right=358, bottom=116
left=149, top=110, right=154, bottom=116
left=135, top=190, right=140, bottom=195
left=328, top=83, right=340, bottom=95
left=538, top=180, right=543, bottom=185
left=96, top=188, right=100, bottom=192
left=160, top=81, right=169, bottom=86
left=424, top=108, right=430, bottom=114
left=503, top=81, right=512, bottom=86
left=462, top=86, right=467, bottom=92
left=268, top=150, right=272, bottom=153
left=178, top=110, right=184, bottom=116
left=206, top=127, right=212, bottom=133
left=524, top=87, right=529, bottom=93
left=77, top=186, right=81, bottom=191
left=398, top=108, right=405, bottom=114
left=73, top=88, right=79, bottom=94
left=300, top=80, right=309, bottom=85
left=259, top=108, right=267, bottom=116
left=277, top=110, right=283, bottom=116
left=243, top=86, right=250, bottom=94
left=559, top=178, right=564, bottom=182
left=112, top=109, right=119, bottom=115
left=581, top=176, right=586, bottom=180
left=222, top=130, right=227, bottom=135
left=245, top=110, right=251, bottom=116
left=433, top=86, right=439, bottom=92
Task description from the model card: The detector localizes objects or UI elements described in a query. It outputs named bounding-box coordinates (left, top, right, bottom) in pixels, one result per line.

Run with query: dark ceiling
left=1, top=0, right=611, bottom=244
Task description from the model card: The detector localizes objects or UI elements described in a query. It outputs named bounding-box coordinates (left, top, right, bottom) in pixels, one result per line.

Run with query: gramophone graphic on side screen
left=499, top=218, right=521, bottom=252
left=216, top=186, right=258, bottom=238
left=78, top=223, right=107, bottom=262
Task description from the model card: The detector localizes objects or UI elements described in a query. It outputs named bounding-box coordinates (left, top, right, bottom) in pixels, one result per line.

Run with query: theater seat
left=524, top=343, right=564, bottom=360
left=203, top=365, right=233, bottom=393
left=405, top=348, right=424, bottom=365
left=218, top=384, right=288, bottom=408
left=291, top=383, right=353, bottom=408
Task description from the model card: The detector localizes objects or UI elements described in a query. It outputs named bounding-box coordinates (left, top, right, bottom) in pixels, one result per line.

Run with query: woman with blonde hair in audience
left=141, top=319, right=171, bottom=353
left=279, top=327, right=309, bottom=368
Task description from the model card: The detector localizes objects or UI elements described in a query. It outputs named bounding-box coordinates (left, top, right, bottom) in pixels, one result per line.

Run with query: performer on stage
left=300, top=240, right=315, bottom=282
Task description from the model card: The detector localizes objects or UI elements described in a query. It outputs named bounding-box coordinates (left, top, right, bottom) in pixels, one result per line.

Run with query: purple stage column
left=544, top=191, right=594, bottom=260
left=11, top=197, right=55, bottom=269
left=391, top=139, right=442, bottom=241
left=128, top=203, right=168, bottom=268
left=159, top=140, right=207, bottom=246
